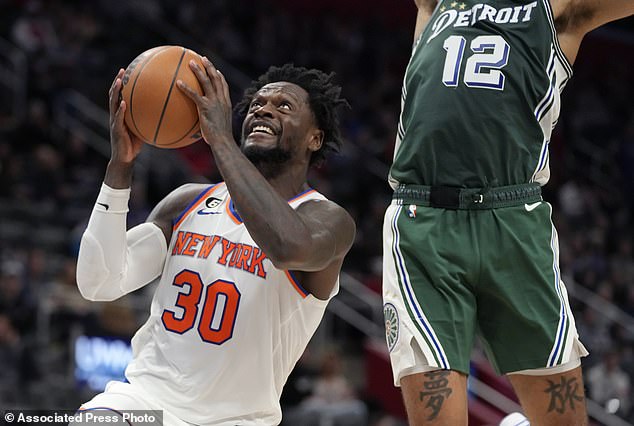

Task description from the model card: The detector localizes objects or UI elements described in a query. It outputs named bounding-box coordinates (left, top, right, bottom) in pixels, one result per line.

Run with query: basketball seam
left=153, top=47, right=188, bottom=144
left=128, top=46, right=170, bottom=141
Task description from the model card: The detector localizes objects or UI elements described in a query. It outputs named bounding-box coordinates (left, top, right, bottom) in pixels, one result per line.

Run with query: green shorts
left=382, top=187, right=587, bottom=381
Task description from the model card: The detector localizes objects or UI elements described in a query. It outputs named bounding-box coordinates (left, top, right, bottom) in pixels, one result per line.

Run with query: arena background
left=0, top=0, right=633, bottom=425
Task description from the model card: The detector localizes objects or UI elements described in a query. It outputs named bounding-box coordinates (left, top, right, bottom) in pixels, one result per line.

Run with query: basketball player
left=382, top=0, right=634, bottom=425
left=75, top=62, right=355, bottom=425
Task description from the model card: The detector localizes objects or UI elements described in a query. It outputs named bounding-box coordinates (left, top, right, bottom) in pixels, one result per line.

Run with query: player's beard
left=242, top=143, right=292, bottom=179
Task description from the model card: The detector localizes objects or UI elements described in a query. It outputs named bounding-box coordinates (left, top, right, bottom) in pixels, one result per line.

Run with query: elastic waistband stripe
left=393, top=183, right=543, bottom=210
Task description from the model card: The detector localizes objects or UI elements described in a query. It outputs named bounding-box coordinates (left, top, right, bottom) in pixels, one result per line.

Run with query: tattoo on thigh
left=419, top=370, right=453, bottom=420
left=544, top=376, right=584, bottom=414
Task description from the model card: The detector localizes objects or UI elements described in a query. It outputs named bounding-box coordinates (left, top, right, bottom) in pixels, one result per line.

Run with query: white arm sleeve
left=76, top=184, right=168, bottom=302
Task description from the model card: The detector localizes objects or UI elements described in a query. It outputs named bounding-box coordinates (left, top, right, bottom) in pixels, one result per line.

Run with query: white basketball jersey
left=125, top=183, right=338, bottom=425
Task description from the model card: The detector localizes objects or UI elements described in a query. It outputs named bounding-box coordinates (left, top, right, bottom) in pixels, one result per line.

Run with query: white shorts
left=76, top=381, right=192, bottom=426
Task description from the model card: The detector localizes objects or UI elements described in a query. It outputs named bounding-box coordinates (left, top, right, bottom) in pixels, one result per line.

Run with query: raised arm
left=412, top=0, right=439, bottom=43
left=553, top=0, right=634, bottom=63
left=76, top=69, right=203, bottom=301
left=176, top=58, right=356, bottom=300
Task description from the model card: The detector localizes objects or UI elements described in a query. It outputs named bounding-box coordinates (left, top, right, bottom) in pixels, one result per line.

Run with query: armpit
left=554, top=0, right=595, bottom=33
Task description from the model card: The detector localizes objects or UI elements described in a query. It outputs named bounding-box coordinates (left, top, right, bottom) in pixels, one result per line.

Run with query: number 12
left=442, top=35, right=510, bottom=90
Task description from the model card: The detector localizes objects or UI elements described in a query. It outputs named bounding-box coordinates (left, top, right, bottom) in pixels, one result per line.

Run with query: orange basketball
left=121, top=46, right=204, bottom=148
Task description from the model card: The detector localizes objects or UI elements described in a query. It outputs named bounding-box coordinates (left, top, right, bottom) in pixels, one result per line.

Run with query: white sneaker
left=499, top=412, right=530, bottom=426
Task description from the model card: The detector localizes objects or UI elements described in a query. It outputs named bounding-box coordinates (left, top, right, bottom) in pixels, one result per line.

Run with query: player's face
left=241, top=82, right=320, bottom=166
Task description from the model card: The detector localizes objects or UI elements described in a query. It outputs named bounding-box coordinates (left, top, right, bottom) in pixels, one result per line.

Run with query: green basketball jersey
left=388, top=0, right=573, bottom=189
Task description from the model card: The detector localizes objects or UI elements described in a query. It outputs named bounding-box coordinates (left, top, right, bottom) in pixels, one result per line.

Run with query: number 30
left=161, top=270, right=241, bottom=345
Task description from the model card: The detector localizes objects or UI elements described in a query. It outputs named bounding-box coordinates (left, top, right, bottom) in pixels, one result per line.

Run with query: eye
left=250, top=101, right=262, bottom=110
left=279, top=102, right=292, bottom=110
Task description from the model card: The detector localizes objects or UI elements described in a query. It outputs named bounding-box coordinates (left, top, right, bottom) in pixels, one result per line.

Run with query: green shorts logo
left=384, top=303, right=399, bottom=351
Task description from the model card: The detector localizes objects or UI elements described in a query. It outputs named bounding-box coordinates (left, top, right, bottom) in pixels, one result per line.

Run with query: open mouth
left=248, top=123, right=277, bottom=136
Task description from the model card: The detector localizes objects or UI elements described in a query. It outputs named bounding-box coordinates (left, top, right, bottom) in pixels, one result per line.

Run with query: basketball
left=121, top=45, right=204, bottom=149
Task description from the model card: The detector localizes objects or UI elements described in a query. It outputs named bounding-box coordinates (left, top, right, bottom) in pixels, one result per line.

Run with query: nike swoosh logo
left=97, top=202, right=110, bottom=211
left=524, top=202, right=541, bottom=212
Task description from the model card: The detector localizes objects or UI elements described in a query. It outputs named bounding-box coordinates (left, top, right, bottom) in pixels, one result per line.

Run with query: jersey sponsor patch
left=197, top=197, right=224, bottom=215
left=384, top=303, right=400, bottom=352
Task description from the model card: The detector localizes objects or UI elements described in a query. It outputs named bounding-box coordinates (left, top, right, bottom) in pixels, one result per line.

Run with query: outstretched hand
left=176, top=57, right=234, bottom=147
left=108, top=68, right=144, bottom=165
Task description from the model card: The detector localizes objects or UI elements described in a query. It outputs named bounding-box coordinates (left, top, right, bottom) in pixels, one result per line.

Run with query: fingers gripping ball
left=121, top=46, right=204, bottom=148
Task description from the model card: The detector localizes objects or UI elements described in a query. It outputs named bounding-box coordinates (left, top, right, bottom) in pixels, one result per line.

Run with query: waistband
left=393, top=183, right=542, bottom=210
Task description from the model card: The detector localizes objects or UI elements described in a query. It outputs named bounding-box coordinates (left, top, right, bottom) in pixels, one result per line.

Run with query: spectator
left=0, top=0, right=632, bottom=420
left=587, top=349, right=631, bottom=418
left=0, top=314, right=21, bottom=399
left=285, top=349, right=368, bottom=425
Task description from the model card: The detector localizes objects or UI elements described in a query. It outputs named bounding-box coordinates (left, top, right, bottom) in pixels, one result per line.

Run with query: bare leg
left=400, top=369, right=468, bottom=425
left=508, top=366, right=588, bottom=426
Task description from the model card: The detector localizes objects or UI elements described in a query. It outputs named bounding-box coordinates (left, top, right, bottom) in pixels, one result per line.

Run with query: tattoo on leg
left=544, top=376, right=584, bottom=414
left=419, top=370, right=453, bottom=420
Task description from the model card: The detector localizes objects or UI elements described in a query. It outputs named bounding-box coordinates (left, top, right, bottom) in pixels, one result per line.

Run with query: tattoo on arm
left=419, top=370, right=453, bottom=421
left=544, top=376, right=584, bottom=414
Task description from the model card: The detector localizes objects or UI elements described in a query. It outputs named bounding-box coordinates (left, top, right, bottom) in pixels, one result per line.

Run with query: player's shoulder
left=148, top=182, right=220, bottom=225
left=166, top=182, right=215, bottom=211
left=296, top=197, right=356, bottom=245
left=291, top=189, right=337, bottom=213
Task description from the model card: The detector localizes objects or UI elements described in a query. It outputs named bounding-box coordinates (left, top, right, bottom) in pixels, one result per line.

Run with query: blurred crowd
left=0, top=0, right=633, bottom=423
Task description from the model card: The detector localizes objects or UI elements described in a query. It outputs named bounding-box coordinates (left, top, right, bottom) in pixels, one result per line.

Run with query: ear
left=308, top=129, right=324, bottom=153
